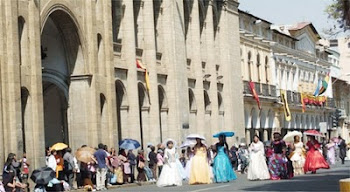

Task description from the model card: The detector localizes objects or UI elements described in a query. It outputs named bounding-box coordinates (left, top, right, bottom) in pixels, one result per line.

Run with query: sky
left=238, top=0, right=337, bottom=38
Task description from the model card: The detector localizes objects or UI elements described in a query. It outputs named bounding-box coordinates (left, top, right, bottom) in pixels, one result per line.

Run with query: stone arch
left=204, top=90, right=211, bottom=111
left=260, top=110, right=267, bottom=129
left=158, top=85, right=168, bottom=142
left=217, top=92, right=223, bottom=111
left=99, top=93, right=108, bottom=143
left=251, top=107, right=258, bottom=129
left=97, top=33, right=105, bottom=75
left=198, top=0, right=209, bottom=35
left=115, top=80, right=128, bottom=141
left=189, top=88, right=197, bottom=111
left=18, top=16, right=27, bottom=66
left=20, top=87, right=30, bottom=153
left=41, top=8, right=86, bottom=148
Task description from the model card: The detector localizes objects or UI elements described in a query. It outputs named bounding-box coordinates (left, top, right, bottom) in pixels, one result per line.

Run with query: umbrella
left=283, top=131, right=302, bottom=143
left=119, top=139, right=141, bottom=150
left=186, top=134, right=206, bottom=140
left=30, top=167, right=56, bottom=185
left=180, top=139, right=196, bottom=148
left=75, top=147, right=96, bottom=163
left=51, top=143, right=68, bottom=151
left=163, top=138, right=178, bottom=148
left=213, top=131, right=235, bottom=138
left=304, top=130, right=324, bottom=137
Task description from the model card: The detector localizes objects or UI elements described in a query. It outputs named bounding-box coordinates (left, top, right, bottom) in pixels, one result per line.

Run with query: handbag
left=138, top=161, right=145, bottom=169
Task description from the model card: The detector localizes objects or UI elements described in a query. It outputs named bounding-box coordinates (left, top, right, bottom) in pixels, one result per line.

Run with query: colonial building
left=239, top=11, right=277, bottom=143
left=240, top=11, right=336, bottom=142
left=0, top=0, right=244, bottom=171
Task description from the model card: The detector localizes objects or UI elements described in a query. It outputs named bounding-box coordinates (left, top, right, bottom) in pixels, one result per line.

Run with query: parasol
left=213, top=131, right=235, bottom=138
left=283, top=131, right=302, bottom=143
left=51, top=143, right=68, bottom=151
left=304, top=130, right=324, bottom=137
left=75, top=147, right=96, bottom=163
left=186, top=134, right=206, bottom=140
left=119, top=139, right=141, bottom=150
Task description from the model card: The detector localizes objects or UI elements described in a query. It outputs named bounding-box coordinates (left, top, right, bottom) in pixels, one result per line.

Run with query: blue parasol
left=213, top=131, right=235, bottom=138
left=119, top=139, right=141, bottom=150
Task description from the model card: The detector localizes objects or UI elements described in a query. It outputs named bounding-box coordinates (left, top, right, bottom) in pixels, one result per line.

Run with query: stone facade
left=0, top=0, right=244, bottom=171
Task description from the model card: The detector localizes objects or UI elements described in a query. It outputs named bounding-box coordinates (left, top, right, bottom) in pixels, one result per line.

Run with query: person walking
left=156, top=149, right=164, bottom=177
left=156, top=139, right=183, bottom=187
left=148, top=146, right=158, bottom=180
left=229, top=145, right=238, bottom=171
left=248, top=135, right=270, bottom=180
left=326, top=140, right=336, bottom=165
left=268, top=132, right=288, bottom=180
left=63, top=148, right=75, bottom=189
left=339, top=136, right=347, bottom=165
left=136, top=150, right=147, bottom=182
left=304, top=136, right=329, bottom=174
left=189, top=138, right=211, bottom=185
left=127, top=150, right=136, bottom=183
left=93, top=143, right=108, bottom=191
left=213, top=135, right=237, bottom=183
left=290, top=135, right=306, bottom=176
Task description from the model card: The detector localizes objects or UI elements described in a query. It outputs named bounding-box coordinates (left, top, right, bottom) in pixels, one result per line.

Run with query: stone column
left=161, top=0, right=189, bottom=142
left=122, top=0, right=141, bottom=142
left=218, top=0, right=245, bottom=140
left=190, top=0, right=205, bottom=137
left=142, top=0, right=161, bottom=145
left=245, top=129, right=251, bottom=144
left=2, top=0, right=23, bottom=157
left=27, top=0, right=46, bottom=168
left=264, top=129, right=269, bottom=142
left=206, top=0, right=219, bottom=141
left=0, top=0, right=5, bottom=170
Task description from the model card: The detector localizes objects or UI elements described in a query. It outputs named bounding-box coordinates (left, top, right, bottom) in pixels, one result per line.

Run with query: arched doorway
left=188, top=89, right=197, bottom=131
left=116, top=80, right=127, bottom=142
left=41, top=10, right=84, bottom=148
left=138, top=83, right=149, bottom=149
left=158, top=86, right=168, bottom=142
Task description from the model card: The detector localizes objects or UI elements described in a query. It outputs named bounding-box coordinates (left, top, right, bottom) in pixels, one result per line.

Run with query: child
left=237, top=143, right=249, bottom=174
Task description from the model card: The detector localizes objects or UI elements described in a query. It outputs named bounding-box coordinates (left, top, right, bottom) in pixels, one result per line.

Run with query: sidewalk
left=73, top=181, right=155, bottom=191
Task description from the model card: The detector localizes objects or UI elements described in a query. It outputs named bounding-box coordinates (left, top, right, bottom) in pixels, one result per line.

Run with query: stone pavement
left=105, top=162, right=350, bottom=192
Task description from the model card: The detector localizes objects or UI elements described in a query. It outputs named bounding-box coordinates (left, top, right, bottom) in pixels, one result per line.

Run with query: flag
left=248, top=81, right=261, bottom=110
left=313, top=80, right=321, bottom=96
left=136, top=59, right=151, bottom=104
left=317, top=73, right=330, bottom=96
left=280, top=90, right=291, bottom=122
left=301, top=92, right=306, bottom=113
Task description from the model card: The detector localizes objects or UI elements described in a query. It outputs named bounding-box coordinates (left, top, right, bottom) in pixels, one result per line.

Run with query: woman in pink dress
left=326, top=140, right=336, bottom=165
left=304, top=136, right=330, bottom=174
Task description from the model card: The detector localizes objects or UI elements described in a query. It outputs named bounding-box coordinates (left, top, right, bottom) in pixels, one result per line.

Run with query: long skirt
left=268, top=153, right=288, bottom=180
left=304, top=150, right=329, bottom=173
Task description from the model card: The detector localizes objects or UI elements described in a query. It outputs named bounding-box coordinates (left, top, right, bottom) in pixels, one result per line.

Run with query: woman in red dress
left=304, top=136, right=329, bottom=174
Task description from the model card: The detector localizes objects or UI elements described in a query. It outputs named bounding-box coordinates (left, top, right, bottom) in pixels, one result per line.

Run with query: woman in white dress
left=290, top=135, right=305, bottom=175
left=248, top=135, right=270, bottom=180
left=157, top=139, right=183, bottom=187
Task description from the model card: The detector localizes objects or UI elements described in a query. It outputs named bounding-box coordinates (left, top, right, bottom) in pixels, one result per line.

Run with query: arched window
left=265, top=56, right=269, bottom=83
left=248, top=51, right=252, bottom=81
left=257, top=53, right=261, bottom=82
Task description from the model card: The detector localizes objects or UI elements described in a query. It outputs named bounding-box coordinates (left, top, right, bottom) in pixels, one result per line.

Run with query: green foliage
left=325, top=0, right=350, bottom=31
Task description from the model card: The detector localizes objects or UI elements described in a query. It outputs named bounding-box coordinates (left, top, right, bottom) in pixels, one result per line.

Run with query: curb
left=73, top=182, right=155, bottom=191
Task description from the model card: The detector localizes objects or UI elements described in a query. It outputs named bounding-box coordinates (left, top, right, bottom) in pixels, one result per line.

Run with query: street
left=108, top=162, right=350, bottom=192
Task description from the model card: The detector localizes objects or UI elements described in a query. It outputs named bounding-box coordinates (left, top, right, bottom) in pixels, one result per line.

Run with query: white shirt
left=47, top=155, right=57, bottom=171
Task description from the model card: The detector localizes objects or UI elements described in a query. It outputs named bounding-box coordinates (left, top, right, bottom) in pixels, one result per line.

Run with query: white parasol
left=186, top=134, right=206, bottom=140
left=283, top=131, right=302, bottom=143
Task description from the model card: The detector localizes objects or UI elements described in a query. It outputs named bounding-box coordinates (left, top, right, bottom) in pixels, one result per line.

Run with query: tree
left=326, top=0, right=350, bottom=32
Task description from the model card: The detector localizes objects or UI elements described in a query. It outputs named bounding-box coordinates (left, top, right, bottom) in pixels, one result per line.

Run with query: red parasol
left=304, top=130, right=324, bottom=137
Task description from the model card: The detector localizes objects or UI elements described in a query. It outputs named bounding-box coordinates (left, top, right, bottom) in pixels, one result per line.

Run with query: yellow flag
left=281, top=90, right=291, bottom=122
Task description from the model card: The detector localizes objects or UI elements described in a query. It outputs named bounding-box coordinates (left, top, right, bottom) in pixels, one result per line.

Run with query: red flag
left=249, top=81, right=261, bottom=110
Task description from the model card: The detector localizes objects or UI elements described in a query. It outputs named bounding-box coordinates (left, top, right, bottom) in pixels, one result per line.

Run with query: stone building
left=239, top=11, right=336, bottom=142
left=0, top=0, right=244, bottom=170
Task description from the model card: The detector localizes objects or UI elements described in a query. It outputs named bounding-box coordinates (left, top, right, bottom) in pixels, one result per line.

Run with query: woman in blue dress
left=213, top=135, right=237, bottom=183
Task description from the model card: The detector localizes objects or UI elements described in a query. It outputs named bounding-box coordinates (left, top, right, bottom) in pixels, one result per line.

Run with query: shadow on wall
left=242, top=168, right=349, bottom=191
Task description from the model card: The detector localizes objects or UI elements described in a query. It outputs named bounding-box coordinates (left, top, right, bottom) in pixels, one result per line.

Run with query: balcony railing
left=262, top=84, right=269, bottom=96
left=270, top=85, right=277, bottom=97
left=287, top=91, right=293, bottom=104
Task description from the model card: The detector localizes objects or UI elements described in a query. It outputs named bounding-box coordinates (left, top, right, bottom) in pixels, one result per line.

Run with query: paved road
left=109, top=162, right=350, bottom=192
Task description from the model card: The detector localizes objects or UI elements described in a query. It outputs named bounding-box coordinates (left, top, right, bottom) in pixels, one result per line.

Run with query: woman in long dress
left=157, top=139, right=183, bottom=187
left=326, top=140, right=336, bottom=165
left=290, top=135, right=305, bottom=176
left=304, top=136, right=329, bottom=174
left=189, top=138, right=211, bottom=185
left=268, top=132, right=288, bottom=180
left=248, top=135, right=270, bottom=180
left=213, top=135, right=237, bottom=183
left=184, top=147, right=194, bottom=180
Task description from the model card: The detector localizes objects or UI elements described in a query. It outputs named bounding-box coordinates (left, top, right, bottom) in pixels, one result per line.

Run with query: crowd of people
left=0, top=133, right=348, bottom=191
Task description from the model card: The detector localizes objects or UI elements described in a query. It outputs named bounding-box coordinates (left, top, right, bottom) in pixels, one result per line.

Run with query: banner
left=281, top=90, right=291, bottom=122
left=248, top=81, right=261, bottom=110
